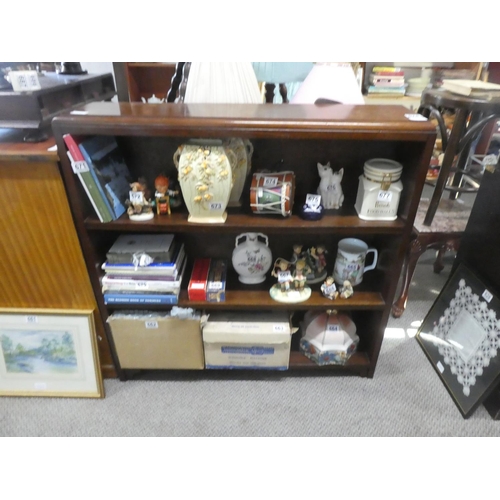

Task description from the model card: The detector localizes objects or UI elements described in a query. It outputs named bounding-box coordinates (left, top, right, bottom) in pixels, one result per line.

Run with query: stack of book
left=441, top=79, right=500, bottom=100
left=366, top=66, right=406, bottom=98
left=101, top=234, right=186, bottom=305
left=63, top=134, right=132, bottom=223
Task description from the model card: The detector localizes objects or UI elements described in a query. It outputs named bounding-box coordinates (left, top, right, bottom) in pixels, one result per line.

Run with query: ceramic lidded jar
left=225, top=138, right=254, bottom=207
left=232, top=232, right=273, bottom=284
left=173, top=140, right=235, bottom=223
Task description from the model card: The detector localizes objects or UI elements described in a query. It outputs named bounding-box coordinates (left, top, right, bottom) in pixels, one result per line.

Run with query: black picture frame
left=416, top=263, right=500, bottom=419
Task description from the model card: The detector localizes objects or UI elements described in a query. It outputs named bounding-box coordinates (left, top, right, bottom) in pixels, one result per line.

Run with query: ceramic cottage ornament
left=317, top=162, right=344, bottom=209
left=174, top=141, right=235, bottom=223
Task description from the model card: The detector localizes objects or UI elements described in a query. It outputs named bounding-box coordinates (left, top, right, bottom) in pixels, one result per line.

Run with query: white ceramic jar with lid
left=355, top=158, right=403, bottom=221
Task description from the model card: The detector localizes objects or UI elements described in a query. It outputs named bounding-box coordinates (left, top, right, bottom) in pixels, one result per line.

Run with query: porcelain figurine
left=317, top=162, right=344, bottom=210
left=321, top=276, right=338, bottom=300
left=154, top=174, right=181, bottom=215
left=339, top=280, right=354, bottom=299
left=306, top=244, right=328, bottom=284
left=126, top=177, right=154, bottom=221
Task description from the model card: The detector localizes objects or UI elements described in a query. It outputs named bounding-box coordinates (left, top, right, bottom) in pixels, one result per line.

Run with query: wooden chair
left=392, top=88, right=500, bottom=318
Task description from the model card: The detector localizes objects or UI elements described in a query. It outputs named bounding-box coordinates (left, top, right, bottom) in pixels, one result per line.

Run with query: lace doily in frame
left=431, top=278, right=500, bottom=396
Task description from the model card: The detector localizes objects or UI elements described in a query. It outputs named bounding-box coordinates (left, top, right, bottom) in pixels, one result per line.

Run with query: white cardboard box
left=202, top=311, right=293, bottom=370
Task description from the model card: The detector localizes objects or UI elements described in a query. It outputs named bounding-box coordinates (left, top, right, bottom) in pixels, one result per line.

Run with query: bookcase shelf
left=52, top=102, right=435, bottom=380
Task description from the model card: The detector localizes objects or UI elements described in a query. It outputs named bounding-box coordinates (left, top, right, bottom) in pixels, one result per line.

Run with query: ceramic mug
left=333, top=238, right=378, bottom=286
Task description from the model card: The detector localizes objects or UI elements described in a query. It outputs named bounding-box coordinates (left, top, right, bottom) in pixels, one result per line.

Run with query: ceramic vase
left=232, top=232, right=272, bottom=284
left=174, top=141, right=235, bottom=223
left=225, top=138, right=254, bottom=207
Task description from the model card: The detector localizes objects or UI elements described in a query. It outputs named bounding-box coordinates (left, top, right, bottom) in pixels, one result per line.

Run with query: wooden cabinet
left=0, top=129, right=116, bottom=377
left=52, top=102, right=435, bottom=379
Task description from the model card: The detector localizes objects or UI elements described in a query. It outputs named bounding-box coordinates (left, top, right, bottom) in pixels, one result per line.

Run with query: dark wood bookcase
left=52, top=102, right=435, bottom=380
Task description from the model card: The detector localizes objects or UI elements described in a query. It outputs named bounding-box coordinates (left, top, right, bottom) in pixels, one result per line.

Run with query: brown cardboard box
left=107, top=313, right=204, bottom=369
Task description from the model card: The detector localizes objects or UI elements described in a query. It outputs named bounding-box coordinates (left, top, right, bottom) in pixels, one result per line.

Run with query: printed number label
left=327, top=325, right=340, bottom=332
left=26, top=315, right=38, bottom=323
left=72, top=160, right=89, bottom=174
left=145, top=321, right=158, bottom=329
left=377, top=190, right=393, bottom=202
left=306, top=194, right=321, bottom=205
left=129, top=191, right=144, bottom=204
left=263, top=177, right=278, bottom=187
left=209, top=202, right=223, bottom=211
left=483, top=289, right=493, bottom=303
left=135, top=282, right=149, bottom=290
left=273, top=324, right=286, bottom=332
left=208, top=282, right=223, bottom=290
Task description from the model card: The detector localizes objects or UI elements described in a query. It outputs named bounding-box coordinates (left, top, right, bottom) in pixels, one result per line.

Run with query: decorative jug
left=173, top=140, right=235, bottom=223
left=232, top=232, right=273, bottom=284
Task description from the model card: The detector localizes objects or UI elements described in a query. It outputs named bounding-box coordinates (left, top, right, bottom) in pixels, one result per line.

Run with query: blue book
left=78, top=136, right=132, bottom=220
left=103, top=293, right=178, bottom=305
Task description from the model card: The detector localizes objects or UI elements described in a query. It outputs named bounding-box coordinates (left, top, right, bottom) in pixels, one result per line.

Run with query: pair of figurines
left=126, top=176, right=182, bottom=221
left=321, top=276, right=353, bottom=300
left=270, top=257, right=312, bottom=304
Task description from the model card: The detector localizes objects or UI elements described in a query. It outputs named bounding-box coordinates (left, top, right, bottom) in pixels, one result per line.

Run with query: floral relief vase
left=174, top=141, right=235, bottom=223
left=225, top=138, right=254, bottom=207
left=232, top=232, right=273, bottom=284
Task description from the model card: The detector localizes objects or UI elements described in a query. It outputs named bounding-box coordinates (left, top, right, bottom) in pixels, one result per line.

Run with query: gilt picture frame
left=416, top=264, right=500, bottom=418
left=0, top=309, right=103, bottom=398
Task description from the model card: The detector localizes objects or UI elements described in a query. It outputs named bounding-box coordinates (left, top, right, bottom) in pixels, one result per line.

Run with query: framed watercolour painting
left=0, top=309, right=103, bottom=398
left=416, top=264, right=500, bottom=418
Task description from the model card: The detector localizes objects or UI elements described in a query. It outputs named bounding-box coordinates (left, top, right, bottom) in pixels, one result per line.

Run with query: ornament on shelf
left=173, top=140, right=235, bottom=223
left=225, top=138, right=254, bottom=207
left=250, top=170, right=295, bottom=217
left=270, top=256, right=311, bottom=303
left=126, top=177, right=154, bottom=221
left=300, top=193, right=324, bottom=220
left=305, top=244, right=328, bottom=284
left=321, top=276, right=338, bottom=300
left=339, top=280, right=354, bottom=299
left=154, top=174, right=177, bottom=216
left=231, top=232, right=273, bottom=284
left=317, top=162, right=344, bottom=210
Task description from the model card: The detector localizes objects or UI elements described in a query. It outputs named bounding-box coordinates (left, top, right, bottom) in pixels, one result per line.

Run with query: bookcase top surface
left=52, top=102, right=436, bottom=138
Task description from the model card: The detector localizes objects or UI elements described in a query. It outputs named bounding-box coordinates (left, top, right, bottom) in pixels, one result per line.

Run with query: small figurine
left=339, top=280, right=354, bottom=299
left=271, top=258, right=293, bottom=293
left=300, top=193, right=324, bottom=220
left=290, top=244, right=306, bottom=265
left=305, top=244, right=328, bottom=284
left=293, top=259, right=311, bottom=291
left=126, top=177, right=154, bottom=221
left=155, top=175, right=179, bottom=215
left=317, top=162, right=344, bottom=209
left=321, top=276, right=338, bottom=300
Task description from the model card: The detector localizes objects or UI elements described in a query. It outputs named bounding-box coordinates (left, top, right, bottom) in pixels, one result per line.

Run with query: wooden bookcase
left=52, top=102, right=435, bottom=380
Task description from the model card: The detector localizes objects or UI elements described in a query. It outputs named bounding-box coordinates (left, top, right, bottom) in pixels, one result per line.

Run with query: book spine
left=103, top=293, right=179, bottom=305
left=102, top=280, right=181, bottom=292
left=371, top=71, right=405, bottom=76
left=372, top=67, right=402, bottom=73
left=78, top=141, right=116, bottom=220
left=63, top=134, right=113, bottom=223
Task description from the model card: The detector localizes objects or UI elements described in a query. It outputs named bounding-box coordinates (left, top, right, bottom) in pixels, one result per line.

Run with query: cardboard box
left=107, top=313, right=204, bottom=369
left=202, top=311, right=293, bottom=370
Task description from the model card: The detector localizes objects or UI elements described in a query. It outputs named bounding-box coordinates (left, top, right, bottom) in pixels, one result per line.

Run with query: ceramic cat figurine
left=317, top=162, right=344, bottom=209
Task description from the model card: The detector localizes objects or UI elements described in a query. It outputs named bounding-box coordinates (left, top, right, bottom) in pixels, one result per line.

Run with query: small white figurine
left=317, top=162, right=344, bottom=209
left=339, top=280, right=354, bottom=299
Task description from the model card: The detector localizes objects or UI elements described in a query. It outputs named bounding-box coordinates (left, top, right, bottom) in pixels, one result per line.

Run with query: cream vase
left=225, top=138, right=254, bottom=207
left=174, top=142, right=235, bottom=223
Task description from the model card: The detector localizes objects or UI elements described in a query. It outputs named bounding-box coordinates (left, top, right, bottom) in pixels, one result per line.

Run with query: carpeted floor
left=1, top=248, right=499, bottom=436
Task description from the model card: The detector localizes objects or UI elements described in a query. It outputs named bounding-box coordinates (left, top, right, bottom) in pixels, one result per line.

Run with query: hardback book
left=441, top=79, right=500, bottom=98
left=371, top=71, right=405, bottom=77
left=102, top=243, right=185, bottom=276
left=103, top=292, right=179, bottom=305
left=77, top=135, right=132, bottom=219
left=372, top=66, right=403, bottom=74
left=369, top=75, right=405, bottom=87
left=106, top=233, right=176, bottom=264
left=367, top=85, right=406, bottom=94
left=63, top=134, right=114, bottom=223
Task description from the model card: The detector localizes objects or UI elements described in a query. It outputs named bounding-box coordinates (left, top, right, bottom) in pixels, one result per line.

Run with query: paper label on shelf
left=327, top=324, right=341, bottom=332
left=482, top=289, right=493, bottom=303
left=273, top=324, right=287, bottom=332
left=135, top=281, right=149, bottom=290
left=129, top=191, right=144, bottom=204
left=263, top=177, right=278, bottom=187
left=145, top=321, right=159, bottom=329
left=377, top=190, right=393, bottom=202
left=71, top=160, right=89, bottom=174
left=209, top=202, right=223, bottom=211
left=25, top=315, right=38, bottom=324
left=437, top=361, right=445, bottom=373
